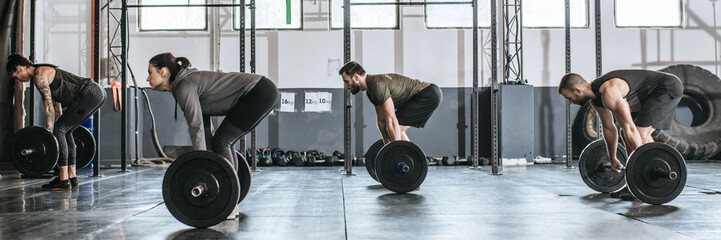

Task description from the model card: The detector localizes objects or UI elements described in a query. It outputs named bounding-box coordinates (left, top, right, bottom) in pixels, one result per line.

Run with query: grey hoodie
left=171, top=67, right=263, bottom=150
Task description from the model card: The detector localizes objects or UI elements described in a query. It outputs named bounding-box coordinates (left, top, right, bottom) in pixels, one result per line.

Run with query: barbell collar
left=654, top=168, right=678, bottom=180
left=21, top=149, right=35, bottom=156
left=191, top=184, right=206, bottom=198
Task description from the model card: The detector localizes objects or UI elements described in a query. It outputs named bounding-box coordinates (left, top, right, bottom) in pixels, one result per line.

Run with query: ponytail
left=175, top=57, right=190, bottom=69
left=148, top=52, right=192, bottom=82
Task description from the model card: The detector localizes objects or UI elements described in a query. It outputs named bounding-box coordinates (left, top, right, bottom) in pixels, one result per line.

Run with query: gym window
left=615, top=0, right=684, bottom=28
left=425, top=0, right=492, bottom=29
left=138, top=0, right=208, bottom=31
left=329, top=0, right=399, bottom=29
left=522, top=0, right=588, bottom=28
left=233, top=0, right=303, bottom=30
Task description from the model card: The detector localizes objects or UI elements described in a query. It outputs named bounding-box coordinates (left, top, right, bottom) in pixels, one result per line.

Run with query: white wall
left=529, top=0, right=721, bottom=86
left=35, top=0, right=93, bottom=78
left=30, top=0, right=721, bottom=88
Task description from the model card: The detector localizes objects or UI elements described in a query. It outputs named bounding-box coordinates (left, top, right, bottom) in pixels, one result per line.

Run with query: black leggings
left=54, top=81, right=106, bottom=167
left=211, top=77, right=278, bottom=169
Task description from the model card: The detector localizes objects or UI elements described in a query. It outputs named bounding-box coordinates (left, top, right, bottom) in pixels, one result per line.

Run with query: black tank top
left=35, top=64, right=92, bottom=105
left=591, top=70, right=682, bottom=112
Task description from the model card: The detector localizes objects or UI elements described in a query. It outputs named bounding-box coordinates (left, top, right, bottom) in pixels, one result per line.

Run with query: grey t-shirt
left=365, top=73, right=431, bottom=107
left=171, top=67, right=263, bottom=150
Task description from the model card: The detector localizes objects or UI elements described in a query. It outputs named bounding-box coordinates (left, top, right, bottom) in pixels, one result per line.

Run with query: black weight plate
left=163, top=151, right=240, bottom=228
left=10, top=126, right=59, bottom=176
left=365, top=140, right=385, bottom=182
left=73, top=126, right=96, bottom=169
left=374, top=141, right=428, bottom=193
left=626, top=143, right=687, bottom=205
left=236, top=151, right=252, bottom=204
left=578, top=139, right=628, bottom=193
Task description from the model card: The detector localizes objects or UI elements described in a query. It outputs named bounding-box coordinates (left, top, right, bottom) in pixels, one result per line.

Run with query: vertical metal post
left=29, top=0, right=36, bottom=125
left=564, top=0, right=573, bottom=168
left=518, top=0, right=523, bottom=83
left=343, top=0, right=354, bottom=176
left=470, top=0, right=481, bottom=170
left=92, top=0, right=103, bottom=177
left=250, top=0, right=259, bottom=172
left=594, top=0, right=602, bottom=137
left=239, top=0, right=246, bottom=157
left=120, top=0, right=128, bottom=172
left=502, top=0, right=522, bottom=84
left=106, top=0, right=111, bottom=88
left=490, top=0, right=502, bottom=175
left=714, top=1, right=719, bottom=76
left=210, top=0, right=220, bottom=71
left=711, top=0, right=718, bottom=75
left=595, top=0, right=602, bottom=78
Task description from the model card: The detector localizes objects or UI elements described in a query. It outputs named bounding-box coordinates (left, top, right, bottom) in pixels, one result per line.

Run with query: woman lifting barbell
left=7, top=53, right=106, bottom=191
left=146, top=52, right=278, bottom=219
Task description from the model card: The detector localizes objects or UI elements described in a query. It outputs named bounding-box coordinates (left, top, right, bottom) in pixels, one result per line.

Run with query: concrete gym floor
left=0, top=162, right=720, bottom=240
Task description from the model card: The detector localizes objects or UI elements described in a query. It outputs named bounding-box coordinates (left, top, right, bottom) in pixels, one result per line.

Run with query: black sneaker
left=610, top=187, right=628, bottom=198
left=69, top=177, right=79, bottom=189
left=610, top=187, right=637, bottom=201
left=42, top=178, right=71, bottom=191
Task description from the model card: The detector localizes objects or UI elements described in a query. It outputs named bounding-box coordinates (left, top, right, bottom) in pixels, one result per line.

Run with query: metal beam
left=490, top=0, right=501, bottom=175
left=350, top=1, right=472, bottom=5
left=126, top=3, right=250, bottom=8
left=29, top=0, right=36, bottom=126
left=564, top=0, right=573, bottom=169
left=250, top=0, right=259, bottom=172
left=343, top=0, right=354, bottom=176
left=470, top=0, right=481, bottom=171
left=120, top=0, right=128, bottom=172
left=594, top=0, right=602, bottom=138
left=92, top=0, right=103, bottom=177
left=238, top=0, right=246, bottom=165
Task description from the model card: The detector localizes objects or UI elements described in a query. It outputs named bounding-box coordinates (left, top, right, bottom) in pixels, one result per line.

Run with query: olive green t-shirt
left=365, top=73, right=432, bottom=107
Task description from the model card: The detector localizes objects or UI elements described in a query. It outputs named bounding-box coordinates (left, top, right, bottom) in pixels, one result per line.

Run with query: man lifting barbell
left=559, top=69, right=683, bottom=199
left=338, top=61, right=442, bottom=144
left=339, top=61, right=440, bottom=193
left=7, top=54, right=106, bottom=191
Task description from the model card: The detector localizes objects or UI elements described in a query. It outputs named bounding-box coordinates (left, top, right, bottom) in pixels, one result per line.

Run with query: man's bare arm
left=377, top=98, right=401, bottom=143
left=594, top=104, right=623, bottom=171
left=375, top=105, right=391, bottom=143
left=601, top=83, right=642, bottom=151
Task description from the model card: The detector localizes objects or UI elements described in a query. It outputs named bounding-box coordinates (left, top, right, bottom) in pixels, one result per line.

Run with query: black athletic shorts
left=631, top=87, right=682, bottom=130
left=225, top=76, right=278, bottom=131
left=396, top=84, right=442, bottom=128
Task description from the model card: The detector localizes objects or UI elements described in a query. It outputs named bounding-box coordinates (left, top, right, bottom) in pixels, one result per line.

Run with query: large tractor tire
left=656, top=64, right=721, bottom=160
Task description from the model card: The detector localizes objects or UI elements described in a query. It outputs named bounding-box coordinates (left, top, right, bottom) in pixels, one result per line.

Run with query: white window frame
left=233, top=0, right=304, bottom=30
left=138, top=0, right=209, bottom=31
left=614, top=0, right=685, bottom=28
left=329, top=0, right=400, bottom=30
left=424, top=0, right=492, bottom=29
left=522, top=0, right=589, bottom=29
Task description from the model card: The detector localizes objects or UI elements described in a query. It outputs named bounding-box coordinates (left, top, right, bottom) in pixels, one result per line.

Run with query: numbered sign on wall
left=279, top=92, right=296, bottom=112
left=304, top=92, right=333, bottom=112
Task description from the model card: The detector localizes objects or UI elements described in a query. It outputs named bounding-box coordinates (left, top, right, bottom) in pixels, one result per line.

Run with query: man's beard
left=350, top=86, right=360, bottom=95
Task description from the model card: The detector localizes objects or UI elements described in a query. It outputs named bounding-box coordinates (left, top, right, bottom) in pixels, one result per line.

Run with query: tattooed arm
left=13, top=80, right=25, bottom=133
left=53, top=101, right=62, bottom=122
left=33, top=67, right=56, bottom=131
